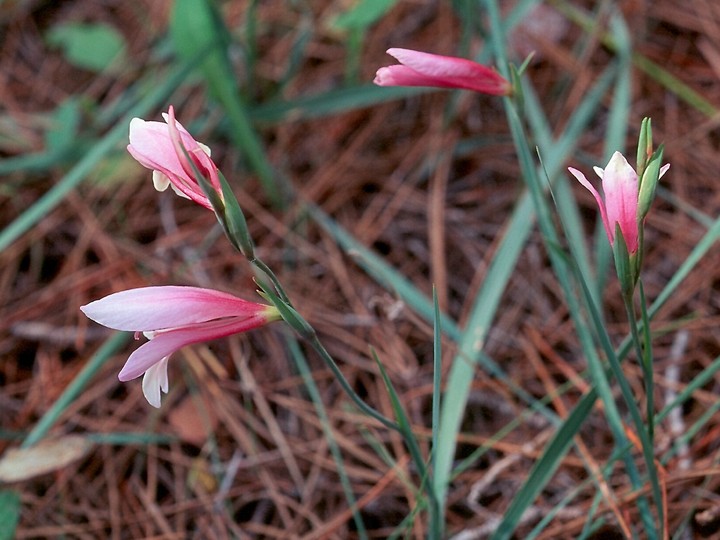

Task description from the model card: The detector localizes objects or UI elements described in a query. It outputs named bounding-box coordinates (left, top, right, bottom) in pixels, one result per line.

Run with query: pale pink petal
left=387, top=48, right=486, bottom=78
left=568, top=167, right=613, bottom=244
left=128, top=118, right=186, bottom=175
left=142, top=357, right=169, bottom=408
left=118, top=314, right=273, bottom=381
left=659, top=163, right=670, bottom=178
left=601, top=152, right=639, bottom=252
left=80, top=286, right=269, bottom=332
left=127, top=109, right=219, bottom=210
left=130, top=115, right=202, bottom=170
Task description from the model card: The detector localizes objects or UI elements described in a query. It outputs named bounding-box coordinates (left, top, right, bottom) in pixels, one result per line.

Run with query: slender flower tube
left=374, top=48, right=512, bottom=96
left=81, top=286, right=280, bottom=407
left=568, top=152, right=669, bottom=253
left=127, top=106, right=222, bottom=210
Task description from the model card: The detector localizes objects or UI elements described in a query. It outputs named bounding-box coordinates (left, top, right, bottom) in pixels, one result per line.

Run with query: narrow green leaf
left=492, top=390, right=596, bottom=540
left=431, top=288, right=442, bottom=474
left=431, top=288, right=443, bottom=539
left=45, top=98, right=81, bottom=153
left=0, top=490, right=20, bottom=540
left=373, top=351, right=416, bottom=449
left=250, top=85, right=427, bottom=124
left=657, top=353, right=720, bottom=426
left=637, top=117, right=651, bottom=175
left=330, top=0, right=398, bottom=31
left=171, top=0, right=281, bottom=205
left=372, top=349, right=439, bottom=537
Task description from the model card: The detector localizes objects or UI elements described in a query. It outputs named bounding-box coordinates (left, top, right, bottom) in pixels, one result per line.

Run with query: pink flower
left=374, top=48, right=511, bottom=96
left=81, top=286, right=280, bottom=407
left=127, top=106, right=222, bottom=210
left=568, top=152, right=669, bottom=253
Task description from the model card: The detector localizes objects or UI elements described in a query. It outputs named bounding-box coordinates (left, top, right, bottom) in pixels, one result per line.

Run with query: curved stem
left=249, top=257, right=441, bottom=516
left=250, top=253, right=400, bottom=432
left=307, top=334, right=400, bottom=431
left=251, top=257, right=291, bottom=304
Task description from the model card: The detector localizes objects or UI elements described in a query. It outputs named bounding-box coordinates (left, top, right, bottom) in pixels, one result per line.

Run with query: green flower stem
left=250, top=257, right=291, bottom=304
left=623, top=291, right=655, bottom=440
left=251, top=254, right=399, bottom=432
left=206, top=159, right=399, bottom=432
left=252, top=249, right=437, bottom=528
left=305, top=333, right=398, bottom=432
left=242, top=222, right=429, bottom=532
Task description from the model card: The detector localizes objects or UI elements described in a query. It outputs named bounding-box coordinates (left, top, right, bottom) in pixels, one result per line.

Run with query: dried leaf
left=168, top=395, right=218, bottom=446
left=0, top=436, right=93, bottom=483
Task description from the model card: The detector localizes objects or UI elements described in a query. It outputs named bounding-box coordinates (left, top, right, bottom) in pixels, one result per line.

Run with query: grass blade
left=171, top=0, right=281, bottom=204
left=0, top=490, right=20, bottom=540
left=491, top=390, right=596, bottom=539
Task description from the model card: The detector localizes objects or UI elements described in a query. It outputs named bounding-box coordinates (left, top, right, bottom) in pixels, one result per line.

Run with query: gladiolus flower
left=127, top=106, right=222, bottom=210
left=374, top=48, right=511, bottom=96
left=81, top=286, right=280, bottom=407
left=568, top=151, right=669, bottom=253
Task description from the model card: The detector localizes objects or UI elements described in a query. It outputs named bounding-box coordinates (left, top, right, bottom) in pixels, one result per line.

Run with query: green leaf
left=330, top=0, right=398, bottom=32
left=492, top=391, right=596, bottom=540
left=0, top=490, right=20, bottom=540
left=638, top=144, right=665, bottom=220
left=219, top=172, right=254, bottom=259
left=45, top=98, right=81, bottom=154
left=46, top=22, right=126, bottom=73
left=636, top=117, right=651, bottom=175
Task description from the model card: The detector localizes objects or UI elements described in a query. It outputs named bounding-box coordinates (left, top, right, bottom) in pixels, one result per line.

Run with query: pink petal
left=117, top=314, right=272, bottom=381
left=374, top=66, right=422, bottom=87
left=127, top=110, right=218, bottom=209
left=128, top=118, right=186, bottom=176
left=602, top=152, right=639, bottom=252
left=382, top=48, right=510, bottom=95
left=568, top=167, right=613, bottom=244
left=81, top=286, right=270, bottom=332
left=374, top=65, right=468, bottom=89
left=387, top=48, right=481, bottom=77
